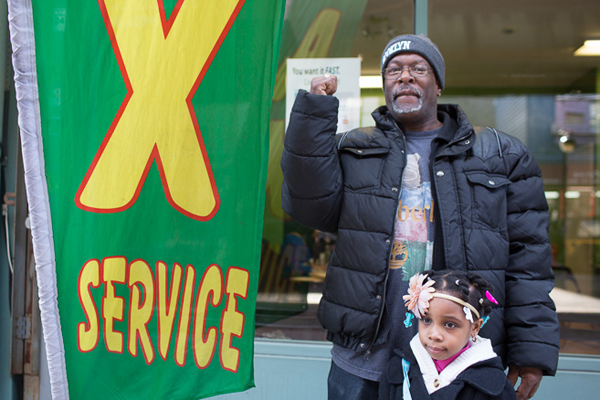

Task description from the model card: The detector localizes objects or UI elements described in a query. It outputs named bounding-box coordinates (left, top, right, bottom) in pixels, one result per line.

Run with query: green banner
left=16, top=0, right=284, bottom=398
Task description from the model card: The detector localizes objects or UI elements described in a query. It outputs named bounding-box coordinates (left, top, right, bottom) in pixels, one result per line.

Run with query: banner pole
left=6, top=1, right=68, bottom=398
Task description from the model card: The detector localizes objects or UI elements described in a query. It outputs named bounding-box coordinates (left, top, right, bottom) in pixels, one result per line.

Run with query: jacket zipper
left=364, top=119, right=407, bottom=359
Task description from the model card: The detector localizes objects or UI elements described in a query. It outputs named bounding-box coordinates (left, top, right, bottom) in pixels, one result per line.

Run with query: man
left=280, top=34, right=559, bottom=400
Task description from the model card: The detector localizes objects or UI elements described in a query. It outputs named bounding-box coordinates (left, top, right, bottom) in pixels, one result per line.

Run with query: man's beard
left=391, top=85, right=423, bottom=114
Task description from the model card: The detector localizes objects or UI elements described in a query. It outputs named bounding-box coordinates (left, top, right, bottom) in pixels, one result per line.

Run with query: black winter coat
left=379, top=347, right=517, bottom=400
left=281, top=90, right=560, bottom=375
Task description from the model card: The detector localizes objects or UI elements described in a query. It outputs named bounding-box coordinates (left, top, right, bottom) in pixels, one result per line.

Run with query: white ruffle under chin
left=410, top=334, right=497, bottom=394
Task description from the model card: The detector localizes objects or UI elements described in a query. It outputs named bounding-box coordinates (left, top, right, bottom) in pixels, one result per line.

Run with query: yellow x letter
left=76, top=0, right=244, bottom=220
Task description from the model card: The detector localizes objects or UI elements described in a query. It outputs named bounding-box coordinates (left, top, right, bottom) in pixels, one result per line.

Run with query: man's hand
left=310, top=75, right=337, bottom=96
left=507, top=365, right=543, bottom=400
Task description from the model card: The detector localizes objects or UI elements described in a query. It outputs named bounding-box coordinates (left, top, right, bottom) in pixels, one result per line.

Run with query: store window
left=256, top=0, right=600, bottom=356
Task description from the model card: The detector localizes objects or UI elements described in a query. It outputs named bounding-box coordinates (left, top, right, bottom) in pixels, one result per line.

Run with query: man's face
left=383, top=53, right=441, bottom=130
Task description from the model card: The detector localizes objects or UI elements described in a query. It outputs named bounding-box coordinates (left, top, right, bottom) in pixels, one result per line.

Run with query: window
left=257, top=0, right=600, bottom=355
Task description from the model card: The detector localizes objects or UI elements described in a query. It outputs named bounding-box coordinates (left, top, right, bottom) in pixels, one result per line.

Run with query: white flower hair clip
left=463, top=306, right=474, bottom=323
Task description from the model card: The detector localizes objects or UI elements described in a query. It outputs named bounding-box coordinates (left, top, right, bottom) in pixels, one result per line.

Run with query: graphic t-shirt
left=331, top=126, right=441, bottom=382
left=389, top=151, right=434, bottom=274
left=386, top=127, right=439, bottom=338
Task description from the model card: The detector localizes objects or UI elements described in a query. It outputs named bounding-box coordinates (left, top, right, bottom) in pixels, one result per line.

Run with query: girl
left=379, top=270, right=517, bottom=400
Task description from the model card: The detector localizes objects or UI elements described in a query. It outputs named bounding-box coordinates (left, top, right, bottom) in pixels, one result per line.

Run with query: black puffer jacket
left=281, top=90, right=560, bottom=375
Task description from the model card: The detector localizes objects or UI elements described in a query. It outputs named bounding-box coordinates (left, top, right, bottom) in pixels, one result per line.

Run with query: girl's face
left=418, top=294, right=482, bottom=360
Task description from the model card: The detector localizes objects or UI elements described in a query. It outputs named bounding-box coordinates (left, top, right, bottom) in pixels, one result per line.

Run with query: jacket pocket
left=339, top=147, right=389, bottom=190
left=465, top=172, right=510, bottom=229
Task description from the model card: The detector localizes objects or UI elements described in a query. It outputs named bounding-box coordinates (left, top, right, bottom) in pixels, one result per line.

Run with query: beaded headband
left=431, top=292, right=480, bottom=321
left=402, top=273, right=490, bottom=324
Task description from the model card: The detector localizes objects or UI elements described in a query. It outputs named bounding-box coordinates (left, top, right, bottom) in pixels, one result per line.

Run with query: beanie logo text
left=381, top=40, right=411, bottom=66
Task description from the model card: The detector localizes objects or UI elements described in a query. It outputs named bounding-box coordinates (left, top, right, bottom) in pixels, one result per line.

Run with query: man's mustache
left=393, top=85, right=422, bottom=98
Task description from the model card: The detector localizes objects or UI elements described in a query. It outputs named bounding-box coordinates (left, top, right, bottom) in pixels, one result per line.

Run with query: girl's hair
left=421, top=269, right=496, bottom=317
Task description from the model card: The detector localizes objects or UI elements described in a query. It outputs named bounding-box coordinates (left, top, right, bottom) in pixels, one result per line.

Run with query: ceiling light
left=566, top=191, right=581, bottom=199
left=359, top=75, right=382, bottom=89
left=574, top=40, right=600, bottom=56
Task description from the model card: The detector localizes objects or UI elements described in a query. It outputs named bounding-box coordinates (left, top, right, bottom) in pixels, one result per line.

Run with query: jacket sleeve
left=280, top=89, right=344, bottom=232
left=502, top=138, right=560, bottom=375
left=379, top=353, right=405, bottom=400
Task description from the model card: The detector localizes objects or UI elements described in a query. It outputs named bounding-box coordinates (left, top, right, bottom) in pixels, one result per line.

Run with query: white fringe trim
left=6, top=1, right=68, bottom=398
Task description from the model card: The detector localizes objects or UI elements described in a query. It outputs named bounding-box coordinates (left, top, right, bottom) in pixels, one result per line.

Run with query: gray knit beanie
left=380, top=34, right=445, bottom=91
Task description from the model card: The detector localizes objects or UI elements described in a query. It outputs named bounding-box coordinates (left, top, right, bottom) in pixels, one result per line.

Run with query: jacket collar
left=409, top=334, right=506, bottom=396
left=372, top=104, right=475, bottom=156
left=436, top=104, right=474, bottom=143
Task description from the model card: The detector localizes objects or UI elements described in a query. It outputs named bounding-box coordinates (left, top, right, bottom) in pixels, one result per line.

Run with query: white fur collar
left=410, top=334, right=497, bottom=394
